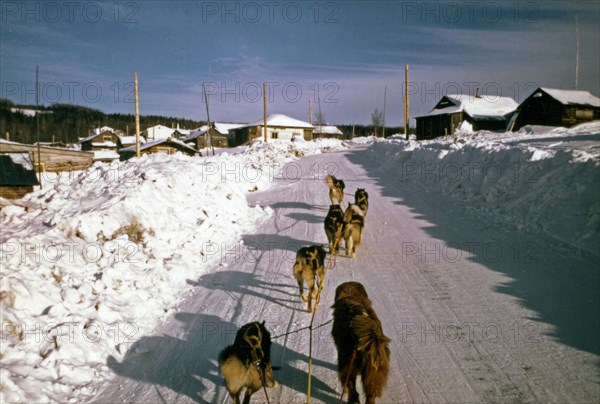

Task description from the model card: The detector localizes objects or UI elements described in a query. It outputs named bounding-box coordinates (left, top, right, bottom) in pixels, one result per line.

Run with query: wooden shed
left=80, top=130, right=119, bottom=151
left=416, top=94, right=518, bottom=140
left=0, top=139, right=94, bottom=172
left=312, top=125, right=344, bottom=139
left=510, top=87, right=600, bottom=130
left=183, top=127, right=229, bottom=149
left=0, top=153, right=40, bottom=199
left=118, top=138, right=198, bottom=160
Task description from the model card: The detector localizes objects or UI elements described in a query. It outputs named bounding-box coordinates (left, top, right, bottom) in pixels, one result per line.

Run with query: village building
left=118, top=138, right=198, bottom=160
left=183, top=123, right=244, bottom=149
left=416, top=94, right=518, bottom=140
left=141, top=125, right=176, bottom=141
left=184, top=127, right=229, bottom=149
left=80, top=130, right=119, bottom=152
left=510, top=87, right=600, bottom=130
left=312, top=124, right=344, bottom=139
left=0, top=139, right=93, bottom=172
left=0, top=152, right=40, bottom=199
left=228, top=114, right=313, bottom=146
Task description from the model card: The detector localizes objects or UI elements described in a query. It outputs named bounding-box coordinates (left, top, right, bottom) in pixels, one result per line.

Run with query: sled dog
left=326, top=175, right=346, bottom=205
left=354, top=188, right=369, bottom=217
left=293, top=245, right=327, bottom=312
left=324, top=204, right=345, bottom=254
left=219, top=321, right=277, bottom=404
left=342, top=204, right=365, bottom=259
left=331, top=282, right=391, bottom=404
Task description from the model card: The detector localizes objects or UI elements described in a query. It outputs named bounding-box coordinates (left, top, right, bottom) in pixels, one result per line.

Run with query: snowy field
left=1, top=125, right=598, bottom=403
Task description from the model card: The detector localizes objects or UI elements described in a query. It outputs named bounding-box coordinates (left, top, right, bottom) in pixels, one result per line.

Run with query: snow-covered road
left=94, top=146, right=599, bottom=403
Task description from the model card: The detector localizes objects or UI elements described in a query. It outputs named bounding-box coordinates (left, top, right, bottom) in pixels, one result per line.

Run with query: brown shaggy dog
left=331, top=282, right=391, bottom=404
left=326, top=175, right=346, bottom=205
left=293, top=245, right=327, bottom=312
left=218, top=321, right=277, bottom=404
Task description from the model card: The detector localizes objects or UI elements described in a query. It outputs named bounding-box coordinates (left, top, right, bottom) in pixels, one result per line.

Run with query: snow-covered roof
left=245, top=114, right=313, bottom=129
left=540, top=88, right=600, bottom=107
left=143, top=125, right=177, bottom=140
left=422, top=94, right=518, bottom=119
left=313, top=125, right=343, bottom=135
left=79, top=130, right=118, bottom=143
left=117, top=135, right=145, bottom=146
left=119, top=138, right=197, bottom=154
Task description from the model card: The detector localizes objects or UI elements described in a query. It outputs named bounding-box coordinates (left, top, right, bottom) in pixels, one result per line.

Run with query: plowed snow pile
left=0, top=138, right=347, bottom=402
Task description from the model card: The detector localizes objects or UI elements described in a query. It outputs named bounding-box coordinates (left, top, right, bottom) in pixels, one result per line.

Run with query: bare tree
left=371, top=108, right=384, bottom=136
left=314, top=109, right=327, bottom=127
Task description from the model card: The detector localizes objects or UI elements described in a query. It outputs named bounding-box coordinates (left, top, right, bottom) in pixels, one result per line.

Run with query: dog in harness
left=325, top=204, right=345, bottom=254
left=354, top=188, right=369, bottom=217
left=293, top=245, right=327, bottom=312
left=331, top=282, right=390, bottom=404
left=342, top=204, right=365, bottom=259
left=219, top=321, right=277, bottom=404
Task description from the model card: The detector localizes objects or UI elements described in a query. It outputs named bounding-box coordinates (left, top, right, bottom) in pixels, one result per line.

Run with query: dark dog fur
left=324, top=204, right=345, bottom=254
left=326, top=175, right=346, bottom=205
left=342, top=204, right=365, bottom=259
left=293, top=245, right=327, bottom=312
left=218, top=321, right=276, bottom=404
left=354, top=188, right=369, bottom=217
left=331, top=282, right=391, bottom=404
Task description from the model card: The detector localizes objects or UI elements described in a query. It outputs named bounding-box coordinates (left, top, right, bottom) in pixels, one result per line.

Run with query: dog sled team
left=219, top=174, right=390, bottom=404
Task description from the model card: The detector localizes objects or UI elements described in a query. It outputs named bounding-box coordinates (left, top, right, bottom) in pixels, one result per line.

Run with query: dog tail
left=352, top=313, right=391, bottom=398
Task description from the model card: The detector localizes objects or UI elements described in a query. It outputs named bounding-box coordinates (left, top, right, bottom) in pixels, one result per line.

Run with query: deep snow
left=1, top=125, right=598, bottom=403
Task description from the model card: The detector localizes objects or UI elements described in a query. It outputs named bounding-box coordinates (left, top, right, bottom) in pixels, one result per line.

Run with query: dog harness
left=243, top=322, right=266, bottom=370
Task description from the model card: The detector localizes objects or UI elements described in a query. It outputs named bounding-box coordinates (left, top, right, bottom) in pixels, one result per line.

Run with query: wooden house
left=142, top=125, right=176, bottom=141
left=416, top=94, right=518, bottom=140
left=183, top=127, right=229, bottom=149
left=0, top=152, right=40, bottom=199
left=312, top=125, right=344, bottom=139
left=80, top=130, right=119, bottom=151
left=0, top=139, right=93, bottom=172
left=228, top=114, right=313, bottom=146
left=510, top=87, right=600, bottom=130
left=118, top=138, right=198, bottom=160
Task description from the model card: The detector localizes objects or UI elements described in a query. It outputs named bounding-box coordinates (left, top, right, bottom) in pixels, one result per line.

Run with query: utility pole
left=309, top=99, right=313, bottom=125
left=404, top=64, right=409, bottom=140
left=134, top=72, right=141, bottom=158
left=575, top=14, right=580, bottom=90
left=203, top=83, right=214, bottom=156
left=382, top=85, right=387, bottom=138
left=36, top=65, right=42, bottom=189
left=263, top=82, right=268, bottom=142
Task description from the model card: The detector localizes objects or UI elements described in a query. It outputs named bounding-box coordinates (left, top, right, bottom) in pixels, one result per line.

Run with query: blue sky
left=1, top=1, right=599, bottom=126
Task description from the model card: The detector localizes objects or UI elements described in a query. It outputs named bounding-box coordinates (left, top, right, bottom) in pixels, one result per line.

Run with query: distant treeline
left=0, top=99, right=413, bottom=145
left=0, top=99, right=205, bottom=145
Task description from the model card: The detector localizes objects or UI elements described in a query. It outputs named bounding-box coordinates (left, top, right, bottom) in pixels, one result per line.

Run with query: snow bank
left=0, top=139, right=346, bottom=403
left=363, top=122, right=600, bottom=255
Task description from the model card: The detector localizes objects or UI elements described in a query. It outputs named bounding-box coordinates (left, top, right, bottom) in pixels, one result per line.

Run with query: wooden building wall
left=0, top=186, right=34, bottom=199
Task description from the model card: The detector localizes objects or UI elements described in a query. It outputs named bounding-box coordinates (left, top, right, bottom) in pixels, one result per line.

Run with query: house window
left=575, top=109, right=594, bottom=120
left=271, top=132, right=278, bottom=139
left=103, top=135, right=113, bottom=142
left=156, top=147, right=173, bottom=154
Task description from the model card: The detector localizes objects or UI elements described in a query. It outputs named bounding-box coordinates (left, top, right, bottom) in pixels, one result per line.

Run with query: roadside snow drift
left=363, top=122, right=600, bottom=255
left=0, top=139, right=346, bottom=403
